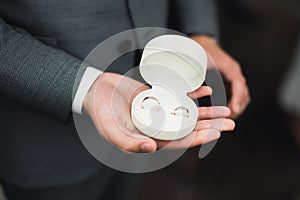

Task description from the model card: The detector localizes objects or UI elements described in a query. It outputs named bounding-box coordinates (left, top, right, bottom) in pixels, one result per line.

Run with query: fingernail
left=140, top=143, right=153, bottom=153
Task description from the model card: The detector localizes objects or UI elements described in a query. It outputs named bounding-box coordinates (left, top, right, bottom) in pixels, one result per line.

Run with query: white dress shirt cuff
left=72, top=66, right=103, bottom=114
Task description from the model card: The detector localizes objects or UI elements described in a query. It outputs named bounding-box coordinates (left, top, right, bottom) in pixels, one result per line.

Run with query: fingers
left=188, top=129, right=221, bottom=148
left=157, top=129, right=221, bottom=150
left=188, top=86, right=212, bottom=99
left=195, top=118, right=235, bottom=132
left=198, top=106, right=231, bottom=120
left=228, top=78, right=251, bottom=118
left=100, top=111, right=234, bottom=153
left=217, top=61, right=251, bottom=119
left=156, top=114, right=235, bottom=150
left=103, top=110, right=234, bottom=153
left=191, top=35, right=251, bottom=118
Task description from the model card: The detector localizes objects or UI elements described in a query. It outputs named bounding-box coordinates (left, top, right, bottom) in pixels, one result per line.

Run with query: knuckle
left=239, top=78, right=246, bottom=85
left=237, top=76, right=247, bottom=85
left=204, top=107, right=212, bottom=118
left=225, top=58, right=240, bottom=69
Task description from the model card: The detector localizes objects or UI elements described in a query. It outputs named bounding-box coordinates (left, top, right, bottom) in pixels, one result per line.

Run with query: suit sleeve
left=0, top=17, right=86, bottom=122
left=170, top=0, right=219, bottom=38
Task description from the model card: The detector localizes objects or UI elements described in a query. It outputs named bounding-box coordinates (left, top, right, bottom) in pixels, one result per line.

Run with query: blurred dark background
left=138, top=0, right=300, bottom=199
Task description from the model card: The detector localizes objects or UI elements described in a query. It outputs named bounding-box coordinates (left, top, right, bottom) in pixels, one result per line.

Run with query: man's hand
left=192, top=35, right=251, bottom=118
left=83, top=72, right=235, bottom=153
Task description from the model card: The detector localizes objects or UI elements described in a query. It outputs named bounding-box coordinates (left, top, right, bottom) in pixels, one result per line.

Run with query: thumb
left=101, top=119, right=157, bottom=153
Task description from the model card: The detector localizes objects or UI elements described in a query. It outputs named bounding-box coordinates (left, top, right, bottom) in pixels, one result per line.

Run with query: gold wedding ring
left=171, top=106, right=189, bottom=117
left=141, top=96, right=160, bottom=111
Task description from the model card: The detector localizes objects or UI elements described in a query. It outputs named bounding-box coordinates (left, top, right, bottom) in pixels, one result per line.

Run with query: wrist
left=72, top=66, right=103, bottom=114
left=82, top=72, right=119, bottom=115
left=82, top=80, right=94, bottom=115
left=82, top=73, right=103, bottom=115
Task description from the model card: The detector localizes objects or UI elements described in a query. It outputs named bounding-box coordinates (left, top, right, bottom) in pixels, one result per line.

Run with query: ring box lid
left=140, top=35, right=207, bottom=93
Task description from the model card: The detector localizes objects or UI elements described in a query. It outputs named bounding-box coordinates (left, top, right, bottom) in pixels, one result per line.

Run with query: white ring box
left=131, top=35, right=207, bottom=140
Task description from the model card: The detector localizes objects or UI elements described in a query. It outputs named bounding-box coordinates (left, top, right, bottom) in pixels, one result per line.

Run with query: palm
left=84, top=72, right=235, bottom=153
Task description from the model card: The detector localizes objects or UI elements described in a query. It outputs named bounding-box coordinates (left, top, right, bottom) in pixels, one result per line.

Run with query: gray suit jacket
left=0, top=0, right=218, bottom=188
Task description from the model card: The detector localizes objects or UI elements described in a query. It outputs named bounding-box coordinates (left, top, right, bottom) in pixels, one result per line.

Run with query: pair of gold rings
left=140, top=96, right=189, bottom=117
